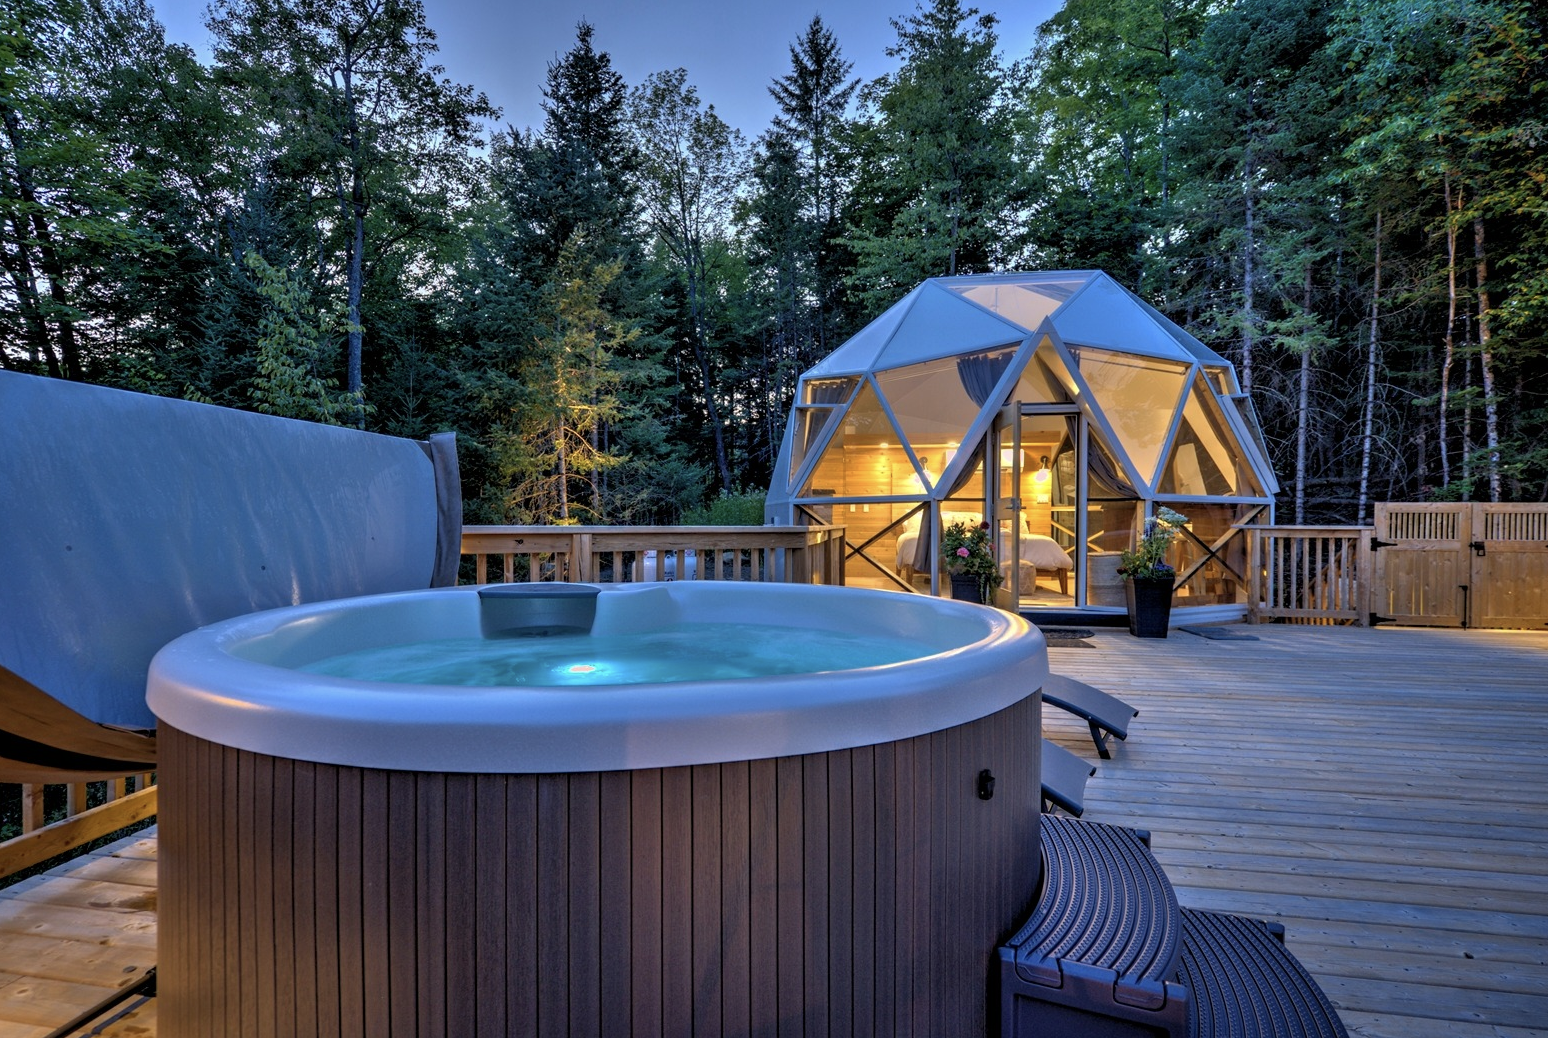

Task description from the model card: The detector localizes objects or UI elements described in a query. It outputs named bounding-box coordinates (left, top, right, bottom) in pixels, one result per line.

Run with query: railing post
left=1247, top=528, right=1261, bottom=624
left=21, top=784, right=45, bottom=834
left=1357, top=528, right=1374, bottom=626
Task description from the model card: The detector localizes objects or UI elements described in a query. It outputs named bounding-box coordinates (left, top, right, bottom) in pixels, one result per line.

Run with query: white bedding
left=896, top=527, right=1071, bottom=572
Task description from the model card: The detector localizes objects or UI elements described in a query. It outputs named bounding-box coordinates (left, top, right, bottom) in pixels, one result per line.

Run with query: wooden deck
left=0, top=833, right=157, bottom=1038
left=4, top=624, right=1545, bottom=1037
left=1046, top=623, right=1548, bottom=1038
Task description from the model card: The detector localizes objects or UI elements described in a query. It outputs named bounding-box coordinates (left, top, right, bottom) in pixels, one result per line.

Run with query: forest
left=3, top=0, right=1545, bottom=524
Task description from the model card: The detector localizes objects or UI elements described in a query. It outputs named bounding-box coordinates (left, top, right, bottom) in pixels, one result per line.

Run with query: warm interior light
left=1032, top=455, right=1052, bottom=503
left=999, top=447, right=1023, bottom=470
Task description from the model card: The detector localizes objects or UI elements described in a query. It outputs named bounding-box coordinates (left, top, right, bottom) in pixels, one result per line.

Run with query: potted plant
left=1117, top=507, right=1189, bottom=637
left=943, top=520, right=1004, bottom=604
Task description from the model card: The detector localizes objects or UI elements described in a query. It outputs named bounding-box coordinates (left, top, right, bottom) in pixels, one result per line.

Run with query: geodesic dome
left=767, top=271, right=1278, bottom=616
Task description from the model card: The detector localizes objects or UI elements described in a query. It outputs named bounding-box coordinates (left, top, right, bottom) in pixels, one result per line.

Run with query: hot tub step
left=1178, top=907, right=1349, bottom=1038
left=999, top=815, right=1189, bottom=1035
left=998, top=816, right=1349, bottom=1038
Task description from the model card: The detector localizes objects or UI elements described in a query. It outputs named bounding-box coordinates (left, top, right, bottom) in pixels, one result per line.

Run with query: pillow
left=1021, top=534, right=1073, bottom=570
left=941, top=510, right=983, bottom=529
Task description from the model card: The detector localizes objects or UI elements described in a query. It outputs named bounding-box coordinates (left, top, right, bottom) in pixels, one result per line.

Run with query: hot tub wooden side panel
left=158, top=695, right=1041, bottom=1038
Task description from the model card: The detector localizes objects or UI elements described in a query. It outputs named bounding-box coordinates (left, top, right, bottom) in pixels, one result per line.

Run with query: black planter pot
left=1124, top=576, right=1175, bottom=638
left=949, top=573, right=987, bottom=603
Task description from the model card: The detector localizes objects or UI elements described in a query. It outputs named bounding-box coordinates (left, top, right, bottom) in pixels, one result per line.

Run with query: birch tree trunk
left=1295, top=265, right=1313, bottom=525
left=1240, top=149, right=1256, bottom=395
left=1439, top=174, right=1458, bottom=487
left=1357, top=210, right=1382, bottom=526
left=1462, top=314, right=1473, bottom=490
left=1473, top=216, right=1500, bottom=502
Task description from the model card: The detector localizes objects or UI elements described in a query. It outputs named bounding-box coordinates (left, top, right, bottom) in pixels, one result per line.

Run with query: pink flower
left=956, top=546, right=970, bottom=558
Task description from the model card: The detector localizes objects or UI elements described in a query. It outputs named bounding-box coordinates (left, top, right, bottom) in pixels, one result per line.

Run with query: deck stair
left=1000, top=815, right=1348, bottom=1038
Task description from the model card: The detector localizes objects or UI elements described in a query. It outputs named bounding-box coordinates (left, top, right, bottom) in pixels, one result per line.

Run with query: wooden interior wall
left=157, top=694, right=1041, bottom=1038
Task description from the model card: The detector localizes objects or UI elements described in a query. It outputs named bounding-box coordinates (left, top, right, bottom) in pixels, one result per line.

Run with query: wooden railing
left=0, top=774, right=157, bottom=881
left=1246, top=525, right=1372, bottom=625
left=461, top=524, right=847, bottom=587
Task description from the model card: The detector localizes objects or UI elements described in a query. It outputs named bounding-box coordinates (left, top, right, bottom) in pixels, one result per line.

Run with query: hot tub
left=150, top=582, right=1047, bottom=1037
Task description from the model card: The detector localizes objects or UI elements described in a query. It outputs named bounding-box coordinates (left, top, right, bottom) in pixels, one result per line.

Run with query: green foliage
left=244, top=251, right=357, bottom=424
left=629, top=67, right=748, bottom=490
left=9, top=0, right=1545, bottom=517
left=844, top=0, right=1016, bottom=314
left=681, top=489, right=768, bottom=526
left=499, top=236, right=635, bottom=523
left=209, top=0, right=498, bottom=417
left=1118, top=508, right=1189, bottom=580
left=942, top=519, right=1004, bottom=601
left=1016, top=0, right=1211, bottom=284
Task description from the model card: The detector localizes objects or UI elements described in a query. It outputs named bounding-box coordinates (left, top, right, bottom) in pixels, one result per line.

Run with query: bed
left=896, top=512, right=1072, bottom=594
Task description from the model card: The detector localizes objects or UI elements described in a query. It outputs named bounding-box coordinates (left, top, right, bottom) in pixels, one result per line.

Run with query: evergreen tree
left=502, top=236, right=633, bottom=523
left=844, top=0, right=1015, bottom=315
left=244, top=249, right=357, bottom=423
left=769, top=15, right=859, bottom=359
left=495, top=21, right=639, bottom=275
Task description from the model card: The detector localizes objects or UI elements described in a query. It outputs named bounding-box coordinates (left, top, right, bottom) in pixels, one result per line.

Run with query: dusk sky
left=148, top=0, right=1065, bottom=139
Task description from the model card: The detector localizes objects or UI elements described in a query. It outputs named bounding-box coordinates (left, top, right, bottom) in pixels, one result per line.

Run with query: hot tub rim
left=148, top=582, right=1049, bottom=773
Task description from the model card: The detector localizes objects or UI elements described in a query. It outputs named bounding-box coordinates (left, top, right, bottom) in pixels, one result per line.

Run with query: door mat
left=1038, top=627, right=1096, bottom=647
left=1178, top=625, right=1259, bottom=641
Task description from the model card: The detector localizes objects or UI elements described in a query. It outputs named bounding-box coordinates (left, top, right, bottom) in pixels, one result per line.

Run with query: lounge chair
left=1041, top=738, right=1097, bottom=817
left=0, top=371, right=461, bottom=778
left=1043, top=672, right=1138, bottom=759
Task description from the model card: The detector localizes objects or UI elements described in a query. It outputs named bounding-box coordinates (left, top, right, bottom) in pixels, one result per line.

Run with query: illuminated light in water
left=302, top=623, right=924, bottom=687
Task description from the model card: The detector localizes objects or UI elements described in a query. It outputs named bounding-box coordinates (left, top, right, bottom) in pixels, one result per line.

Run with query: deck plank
left=6, top=624, right=1547, bottom=1037
left=0, top=830, right=157, bottom=1038
left=1049, top=624, right=1548, bottom=1038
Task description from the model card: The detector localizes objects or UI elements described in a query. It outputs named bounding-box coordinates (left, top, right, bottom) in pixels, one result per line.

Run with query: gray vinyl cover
left=0, top=371, right=448, bottom=727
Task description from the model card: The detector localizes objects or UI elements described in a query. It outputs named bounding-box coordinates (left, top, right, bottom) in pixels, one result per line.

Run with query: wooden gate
left=1470, top=504, right=1548, bottom=628
left=1373, top=503, right=1548, bottom=629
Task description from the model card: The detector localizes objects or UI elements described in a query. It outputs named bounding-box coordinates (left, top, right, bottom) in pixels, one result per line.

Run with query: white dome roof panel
left=804, top=286, right=920, bottom=376
left=872, top=281, right=1028, bottom=367
left=1051, top=275, right=1195, bottom=362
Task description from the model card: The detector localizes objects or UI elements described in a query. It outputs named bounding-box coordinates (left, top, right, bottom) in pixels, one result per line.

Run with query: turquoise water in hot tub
left=299, top=622, right=925, bottom=687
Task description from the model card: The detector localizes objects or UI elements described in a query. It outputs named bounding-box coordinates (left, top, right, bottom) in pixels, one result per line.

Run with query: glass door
left=992, top=408, right=1022, bottom=611
left=994, top=407, right=1079, bottom=611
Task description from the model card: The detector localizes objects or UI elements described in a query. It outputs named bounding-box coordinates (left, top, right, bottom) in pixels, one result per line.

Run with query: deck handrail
left=461, top=524, right=847, bottom=587
left=0, top=775, right=157, bottom=881
left=1244, top=525, right=1372, bottom=625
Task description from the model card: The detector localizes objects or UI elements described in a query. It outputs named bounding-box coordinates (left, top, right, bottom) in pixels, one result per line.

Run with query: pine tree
left=503, top=236, right=634, bottom=523
left=844, top=0, right=1014, bottom=315
left=769, top=16, right=859, bottom=360
left=244, top=250, right=357, bottom=424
